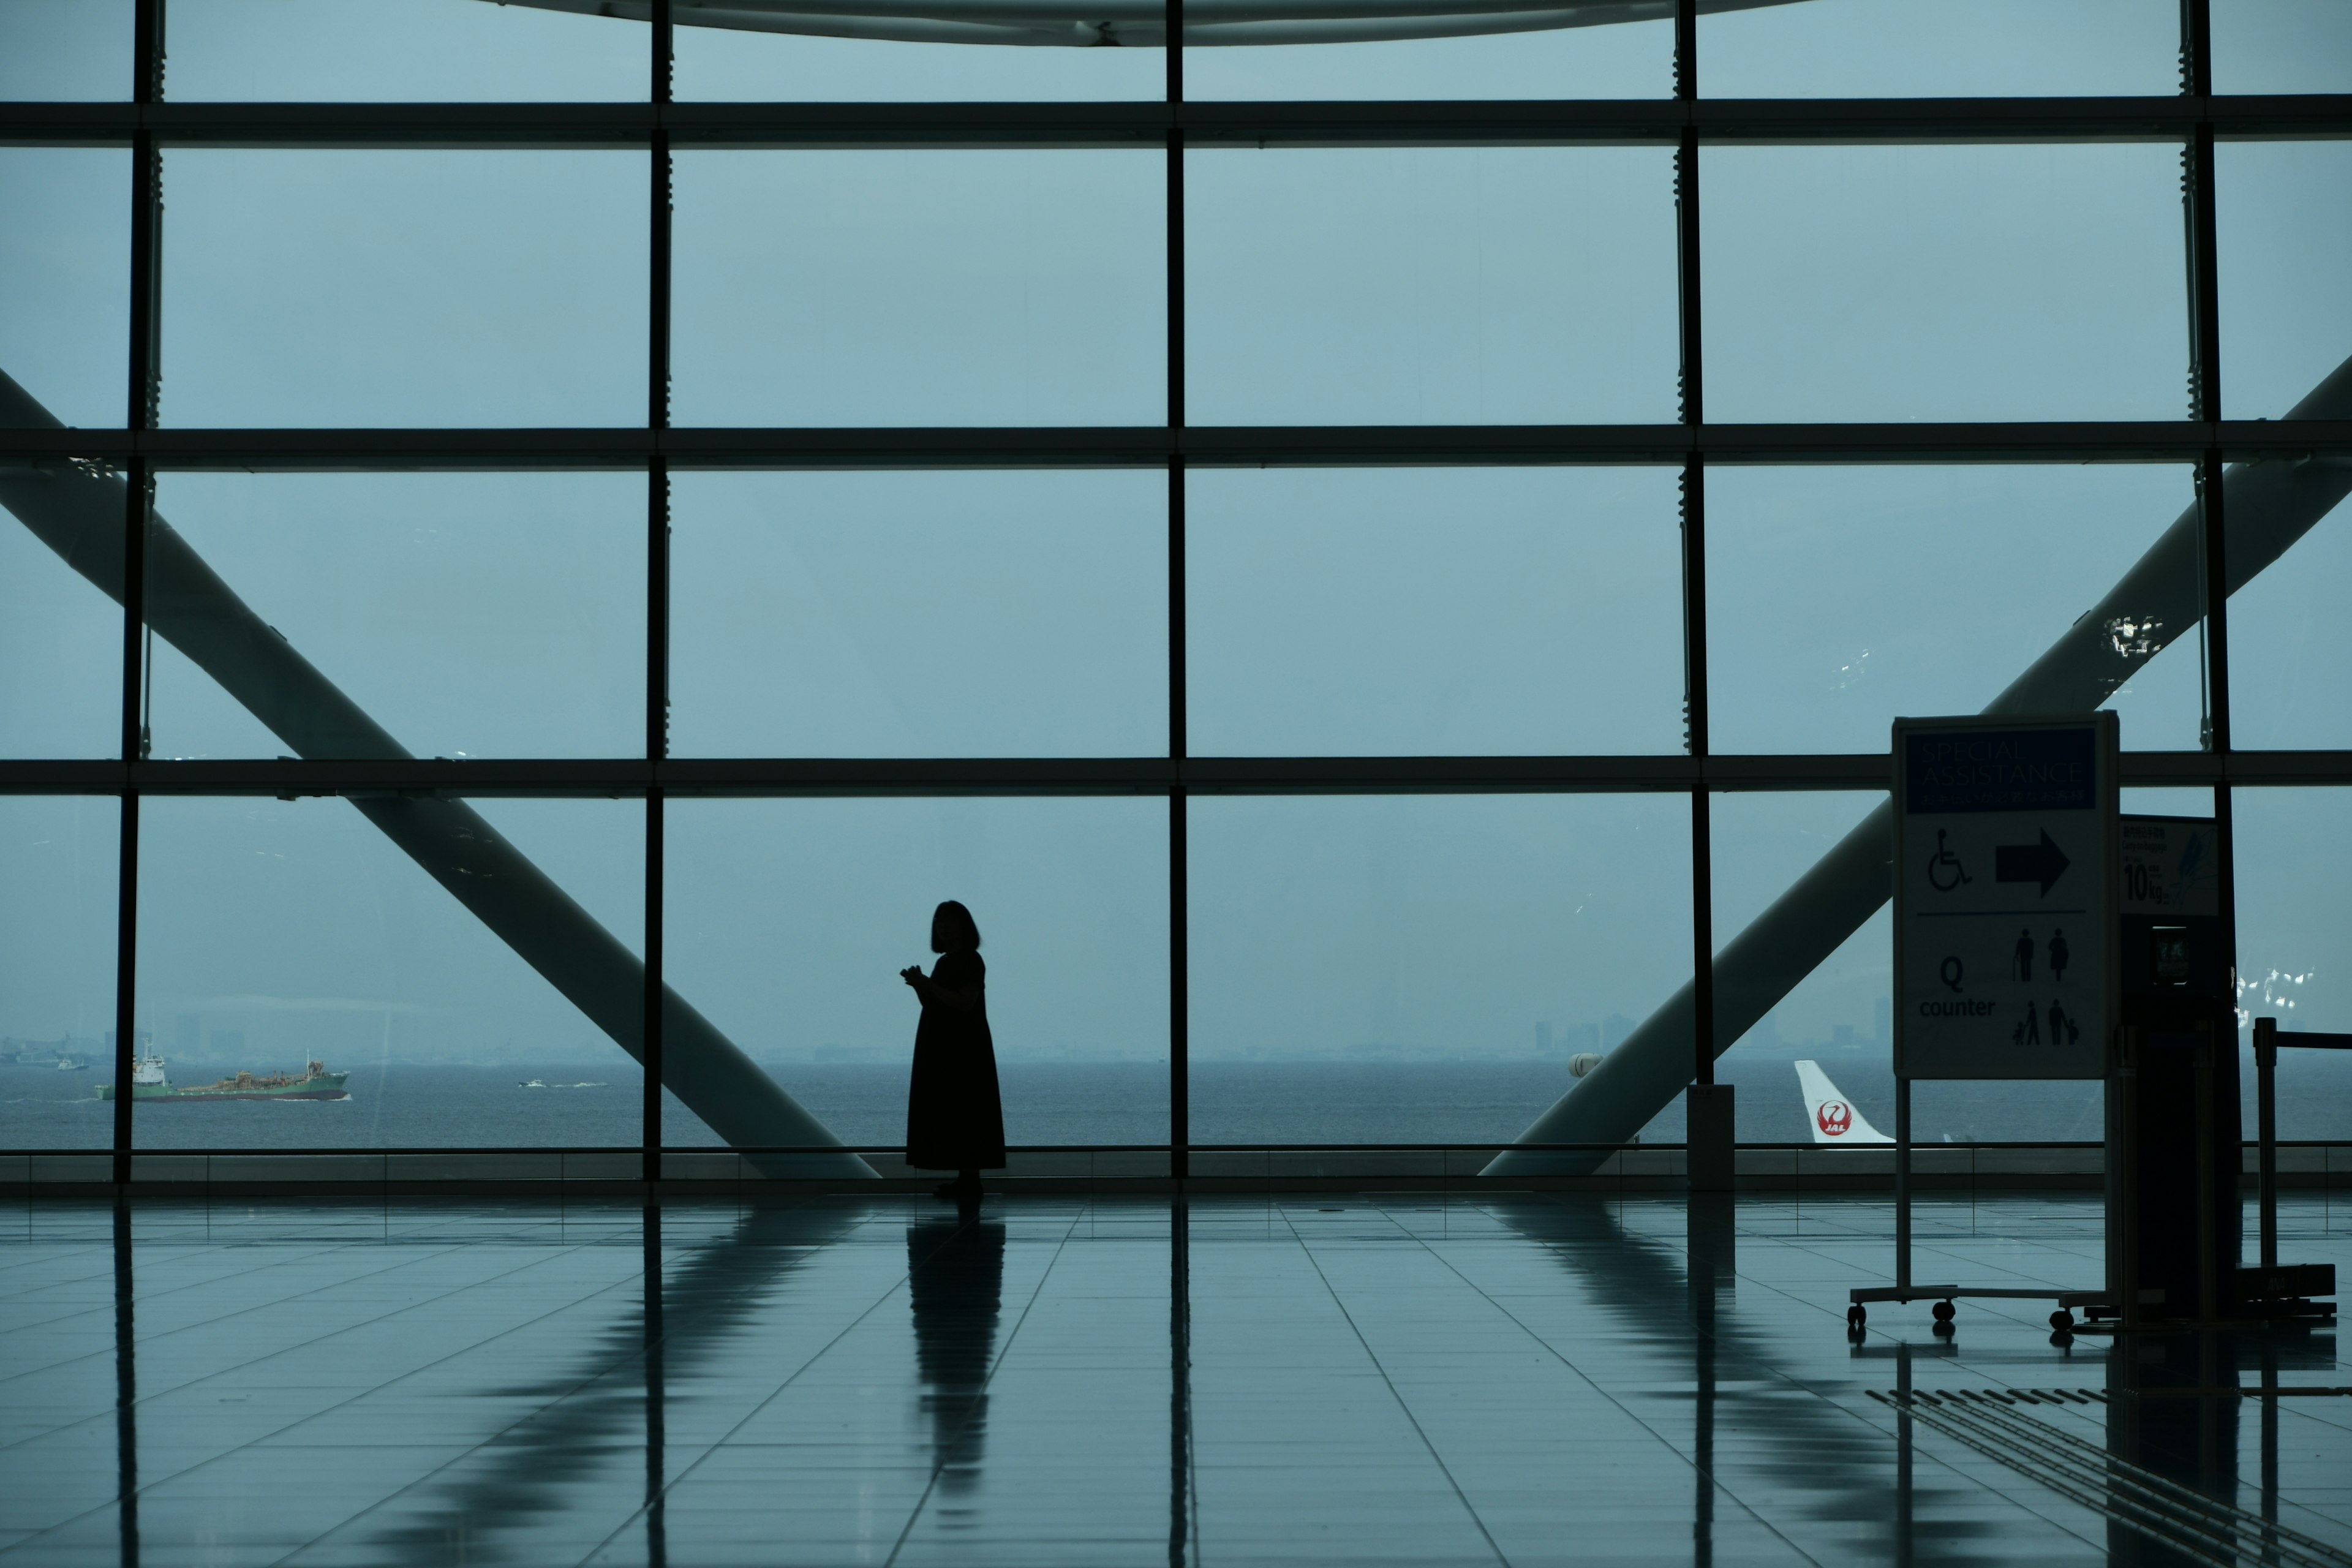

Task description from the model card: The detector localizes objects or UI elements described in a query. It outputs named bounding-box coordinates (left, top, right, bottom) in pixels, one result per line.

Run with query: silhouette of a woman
left=901, top=900, right=1006, bottom=1202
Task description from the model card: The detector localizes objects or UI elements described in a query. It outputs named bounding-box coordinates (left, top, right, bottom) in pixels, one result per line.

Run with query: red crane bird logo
left=1817, top=1101, right=1853, bottom=1137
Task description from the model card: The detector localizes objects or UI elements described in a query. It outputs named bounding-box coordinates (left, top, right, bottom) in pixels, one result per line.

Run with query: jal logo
left=1817, top=1101, right=1853, bottom=1137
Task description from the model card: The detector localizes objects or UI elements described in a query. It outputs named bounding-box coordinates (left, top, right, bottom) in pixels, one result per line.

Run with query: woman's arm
left=900, top=966, right=982, bottom=1012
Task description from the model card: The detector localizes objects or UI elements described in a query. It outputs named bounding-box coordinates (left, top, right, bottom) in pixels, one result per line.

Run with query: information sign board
left=1893, top=715, right=2117, bottom=1080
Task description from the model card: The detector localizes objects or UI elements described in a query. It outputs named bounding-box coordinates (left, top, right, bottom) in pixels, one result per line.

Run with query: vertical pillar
left=1674, top=0, right=1733, bottom=1195
left=114, top=0, right=167, bottom=1186
left=114, top=1200, right=140, bottom=1568
left=644, top=1, right=674, bottom=1185
left=1166, top=0, right=1189, bottom=1184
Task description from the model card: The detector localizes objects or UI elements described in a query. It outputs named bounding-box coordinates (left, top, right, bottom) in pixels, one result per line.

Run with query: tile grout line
left=1279, top=1204, right=1516, bottom=1568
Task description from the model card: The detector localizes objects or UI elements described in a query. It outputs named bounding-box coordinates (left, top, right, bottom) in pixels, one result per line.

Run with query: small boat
left=55, top=1056, right=88, bottom=1072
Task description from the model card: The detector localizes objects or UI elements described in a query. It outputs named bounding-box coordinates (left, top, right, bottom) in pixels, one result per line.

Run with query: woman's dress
left=905, top=949, right=1007, bottom=1171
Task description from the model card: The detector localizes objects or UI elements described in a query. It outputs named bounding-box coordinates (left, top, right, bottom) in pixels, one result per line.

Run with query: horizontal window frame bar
left=2, top=752, right=2346, bottom=796
left=7, top=423, right=2350, bottom=470
left=2, top=96, right=2348, bottom=149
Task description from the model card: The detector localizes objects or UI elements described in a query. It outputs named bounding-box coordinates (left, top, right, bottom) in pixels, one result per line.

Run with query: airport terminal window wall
left=1, top=0, right=2348, bottom=1169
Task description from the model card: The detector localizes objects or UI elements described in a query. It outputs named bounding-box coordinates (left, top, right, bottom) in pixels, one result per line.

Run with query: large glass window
left=1190, top=794, right=1689, bottom=1145
left=672, top=153, right=1166, bottom=428
left=144, top=472, right=647, bottom=761
left=160, top=151, right=649, bottom=428
left=663, top=798, right=1170, bottom=1152
left=165, top=0, right=647, bottom=100
left=1702, top=0, right=2179, bottom=97
left=0, top=150, right=129, bottom=431
left=1188, top=467, right=1684, bottom=756
left=1704, top=466, right=2206, bottom=755
left=0, top=461, right=124, bottom=760
left=2, top=3, right=2346, bottom=1172
left=671, top=471, right=1166, bottom=759
left=1703, top=145, right=2187, bottom=423
left=1187, top=148, right=1678, bottom=426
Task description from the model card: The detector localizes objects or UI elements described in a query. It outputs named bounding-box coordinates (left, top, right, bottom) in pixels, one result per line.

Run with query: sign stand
left=1848, top=714, right=2119, bottom=1336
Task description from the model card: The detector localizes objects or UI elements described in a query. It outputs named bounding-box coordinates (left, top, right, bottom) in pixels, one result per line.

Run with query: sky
left=1, top=0, right=2349, bottom=1148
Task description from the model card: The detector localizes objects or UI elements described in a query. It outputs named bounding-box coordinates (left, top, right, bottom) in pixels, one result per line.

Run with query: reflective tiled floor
left=1, top=1192, right=2346, bottom=1566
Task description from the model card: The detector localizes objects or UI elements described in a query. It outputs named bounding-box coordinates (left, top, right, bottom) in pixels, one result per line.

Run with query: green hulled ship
left=97, top=1055, right=350, bottom=1102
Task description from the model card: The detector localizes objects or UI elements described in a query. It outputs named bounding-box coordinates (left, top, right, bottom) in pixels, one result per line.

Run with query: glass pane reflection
left=0, top=1, right=132, bottom=100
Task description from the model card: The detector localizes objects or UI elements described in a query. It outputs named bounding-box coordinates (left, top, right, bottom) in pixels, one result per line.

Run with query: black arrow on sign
left=1996, top=829, right=2071, bottom=896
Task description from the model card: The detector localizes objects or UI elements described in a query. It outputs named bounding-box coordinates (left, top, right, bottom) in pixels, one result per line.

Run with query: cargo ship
left=97, top=1055, right=350, bottom=1102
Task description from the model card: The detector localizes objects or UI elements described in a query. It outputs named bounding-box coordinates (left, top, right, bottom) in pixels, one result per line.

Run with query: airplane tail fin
left=1793, top=1060, right=1894, bottom=1144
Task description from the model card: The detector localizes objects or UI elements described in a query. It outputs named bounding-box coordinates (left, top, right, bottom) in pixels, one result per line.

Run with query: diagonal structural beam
left=0, top=370, right=874, bottom=1178
left=1487, top=352, right=2352, bottom=1177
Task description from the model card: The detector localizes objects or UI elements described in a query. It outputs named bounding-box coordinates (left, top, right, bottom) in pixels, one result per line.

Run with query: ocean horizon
left=7, top=1049, right=2348, bottom=1152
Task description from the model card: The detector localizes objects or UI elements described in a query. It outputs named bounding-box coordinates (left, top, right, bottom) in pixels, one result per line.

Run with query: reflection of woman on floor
left=906, top=1215, right=1006, bottom=1491
left=901, top=900, right=1007, bottom=1202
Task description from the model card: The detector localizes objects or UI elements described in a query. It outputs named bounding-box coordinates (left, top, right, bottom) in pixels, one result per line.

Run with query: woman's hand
left=900, top=965, right=925, bottom=990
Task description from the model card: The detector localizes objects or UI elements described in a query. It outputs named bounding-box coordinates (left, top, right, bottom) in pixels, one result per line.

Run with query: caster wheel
left=1847, top=1305, right=1867, bottom=1332
left=2049, top=1309, right=2075, bottom=1332
left=1931, top=1299, right=1956, bottom=1323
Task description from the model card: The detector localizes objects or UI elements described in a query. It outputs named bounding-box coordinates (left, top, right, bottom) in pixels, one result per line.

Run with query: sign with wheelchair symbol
left=1892, top=715, right=2116, bottom=1081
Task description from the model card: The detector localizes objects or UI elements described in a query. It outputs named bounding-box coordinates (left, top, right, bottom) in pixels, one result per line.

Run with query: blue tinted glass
left=1703, top=0, right=2177, bottom=97
left=670, top=471, right=1166, bottom=760
left=0, top=797, right=118, bottom=1152
left=160, top=151, right=649, bottom=427
left=663, top=799, right=1170, bottom=1151
left=675, top=10, right=1162, bottom=100
left=673, top=152, right=1165, bottom=427
left=2235, top=788, right=2352, bottom=1140
left=145, top=473, right=647, bottom=761
left=2214, top=0, right=2352, bottom=92
left=0, top=1, right=131, bottom=100
left=2228, top=486, right=2352, bottom=753
left=1189, top=148, right=1677, bottom=425
left=1189, top=13, right=1670, bottom=100
left=1190, top=794, right=1689, bottom=1145
left=167, top=0, right=646, bottom=100
left=1705, top=144, right=2187, bottom=422
left=2218, top=141, right=2352, bottom=423
left=1706, top=467, right=2206, bottom=755
left=0, top=149, right=130, bottom=430
left=0, top=459, right=125, bottom=760
left=1188, top=467, right=1684, bottom=756
left=134, top=796, right=646, bottom=1150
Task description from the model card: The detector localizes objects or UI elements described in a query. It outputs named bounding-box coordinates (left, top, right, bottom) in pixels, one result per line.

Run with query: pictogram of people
left=2047, top=928, right=2070, bottom=984
left=2013, top=927, right=2034, bottom=981
left=2046, top=998, right=2079, bottom=1047
left=2012, top=1003, right=2041, bottom=1049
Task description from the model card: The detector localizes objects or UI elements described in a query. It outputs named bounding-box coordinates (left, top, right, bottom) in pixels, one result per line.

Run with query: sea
left=6, top=1049, right=2350, bottom=1153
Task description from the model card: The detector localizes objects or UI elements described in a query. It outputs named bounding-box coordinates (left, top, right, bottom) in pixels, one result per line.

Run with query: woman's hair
left=930, top=899, right=982, bottom=954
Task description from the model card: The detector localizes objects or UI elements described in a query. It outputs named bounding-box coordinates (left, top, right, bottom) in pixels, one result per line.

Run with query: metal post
left=1894, top=1076, right=1910, bottom=1292
left=2255, top=1014, right=2277, bottom=1272
left=645, top=0, right=674, bottom=1185
left=2194, top=1028, right=2218, bottom=1324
